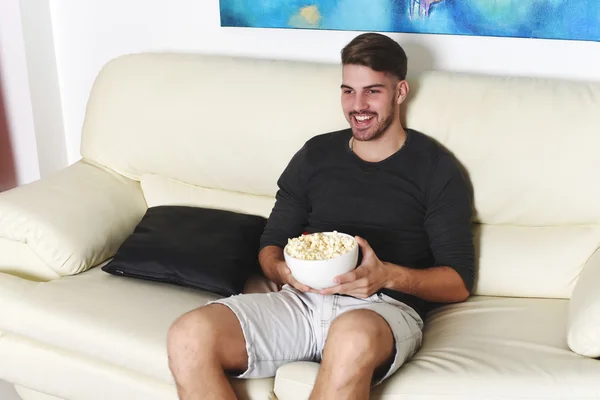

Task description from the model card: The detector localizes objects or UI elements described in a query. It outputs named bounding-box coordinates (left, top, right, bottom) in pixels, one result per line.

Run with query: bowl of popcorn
left=284, top=231, right=359, bottom=290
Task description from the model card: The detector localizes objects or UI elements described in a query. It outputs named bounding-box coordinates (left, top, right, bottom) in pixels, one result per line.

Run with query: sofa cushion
left=472, top=224, right=600, bottom=298
left=102, top=205, right=266, bottom=296
left=141, top=174, right=275, bottom=219
left=0, top=161, right=147, bottom=277
left=274, top=297, right=600, bottom=400
left=405, top=72, right=600, bottom=226
left=81, top=54, right=347, bottom=198
left=1, top=267, right=211, bottom=382
left=0, top=238, right=60, bottom=281
left=0, top=268, right=274, bottom=399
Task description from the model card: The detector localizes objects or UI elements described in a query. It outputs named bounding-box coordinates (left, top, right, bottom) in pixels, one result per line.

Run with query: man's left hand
left=320, top=236, right=391, bottom=298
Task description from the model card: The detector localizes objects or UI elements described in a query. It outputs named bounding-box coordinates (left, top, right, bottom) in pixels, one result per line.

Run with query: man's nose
left=353, top=94, right=368, bottom=112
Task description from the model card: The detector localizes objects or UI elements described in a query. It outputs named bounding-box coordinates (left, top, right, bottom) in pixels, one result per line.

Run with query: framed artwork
left=219, top=1, right=600, bottom=42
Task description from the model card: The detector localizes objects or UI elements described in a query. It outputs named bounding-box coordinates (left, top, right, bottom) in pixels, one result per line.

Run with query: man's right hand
left=259, top=245, right=317, bottom=293
left=276, top=261, right=317, bottom=293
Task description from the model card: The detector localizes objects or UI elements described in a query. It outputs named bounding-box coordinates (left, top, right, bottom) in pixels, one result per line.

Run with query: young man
left=167, top=33, right=474, bottom=400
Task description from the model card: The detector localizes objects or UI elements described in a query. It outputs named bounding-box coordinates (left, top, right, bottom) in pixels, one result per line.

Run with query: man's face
left=341, top=64, right=401, bottom=142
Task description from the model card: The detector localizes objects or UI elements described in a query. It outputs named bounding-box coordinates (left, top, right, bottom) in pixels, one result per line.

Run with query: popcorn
left=285, top=231, right=356, bottom=260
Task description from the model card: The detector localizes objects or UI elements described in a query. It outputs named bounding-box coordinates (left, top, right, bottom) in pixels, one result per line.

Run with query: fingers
left=334, top=265, right=365, bottom=284
left=320, top=277, right=366, bottom=297
left=321, top=267, right=363, bottom=295
left=290, top=277, right=317, bottom=293
left=320, top=282, right=370, bottom=298
left=333, top=270, right=357, bottom=285
left=282, top=268, right=318, bottom=293
left=319, top=284, right=343, bottom=296
left=355, top=236, right=373, bottom=257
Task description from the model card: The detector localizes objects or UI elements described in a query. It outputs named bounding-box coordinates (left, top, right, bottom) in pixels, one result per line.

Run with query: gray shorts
left=208, top=285, right=424, bottom=384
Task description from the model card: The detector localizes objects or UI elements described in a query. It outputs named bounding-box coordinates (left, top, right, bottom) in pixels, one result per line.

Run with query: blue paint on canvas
left=219, top=0, right=600, bottom=42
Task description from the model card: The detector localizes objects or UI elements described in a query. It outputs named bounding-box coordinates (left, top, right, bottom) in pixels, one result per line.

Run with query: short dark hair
left=341, top=33, right=408, bottom=81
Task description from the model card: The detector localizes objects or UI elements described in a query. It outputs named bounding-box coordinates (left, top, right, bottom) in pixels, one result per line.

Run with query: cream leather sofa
left=1, top=53, right=599, bottom=400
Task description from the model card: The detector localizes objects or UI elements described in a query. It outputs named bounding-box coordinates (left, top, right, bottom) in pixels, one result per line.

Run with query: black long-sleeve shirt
left=260, top=128, right=475, bottom=318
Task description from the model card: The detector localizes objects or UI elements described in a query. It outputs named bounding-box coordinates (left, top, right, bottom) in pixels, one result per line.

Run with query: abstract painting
left=220, top=0, right=600, bottom=42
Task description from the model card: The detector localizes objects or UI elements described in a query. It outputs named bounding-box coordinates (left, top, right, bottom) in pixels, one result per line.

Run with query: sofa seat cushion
left=274, top=297, right=600, bottom=400
left=0, top=267, right=274, bottom=399
left=0, top=331, right=274, bottom=400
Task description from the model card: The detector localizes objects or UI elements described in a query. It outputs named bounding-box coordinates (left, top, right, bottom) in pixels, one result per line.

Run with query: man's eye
left=343, top=90, right=353, bottom=94
left=368, top=90, right=380, bottom=94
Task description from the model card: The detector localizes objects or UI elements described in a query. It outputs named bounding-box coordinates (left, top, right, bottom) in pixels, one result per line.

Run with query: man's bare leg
left=309, top=309, right=395, bottom=400
left=167, top=304, right=248, bottom=400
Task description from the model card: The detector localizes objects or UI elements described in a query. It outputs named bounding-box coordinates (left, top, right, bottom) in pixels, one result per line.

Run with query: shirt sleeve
left=424, top=154, right=476, bottom=292
left=259, top=145, right=310, bottom=250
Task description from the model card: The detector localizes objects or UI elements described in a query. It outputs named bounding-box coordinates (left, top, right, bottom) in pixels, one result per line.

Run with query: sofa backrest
left=80, top=53, right=600, bottom=299
left=81, top=54, right=347, bottom=197
left=405, top=73, right=600, bottom=227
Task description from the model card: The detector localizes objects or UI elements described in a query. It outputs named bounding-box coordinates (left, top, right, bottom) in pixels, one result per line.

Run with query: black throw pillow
left=102, top=205, right=267, bottom=296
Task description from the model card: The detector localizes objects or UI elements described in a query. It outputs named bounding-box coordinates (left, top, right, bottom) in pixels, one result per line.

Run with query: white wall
left=0, top=0, right=68, bottom=186
left=20, top=0, right=67, bottom=179
left=42, top=0, right=600, bottom=165
left=0, top=0, right=40, bottom=185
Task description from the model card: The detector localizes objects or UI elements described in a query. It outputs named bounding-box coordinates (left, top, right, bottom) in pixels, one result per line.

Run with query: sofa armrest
left=568, top=245, right=600, bottom=358
left=0, top=161, right=147, bottom=279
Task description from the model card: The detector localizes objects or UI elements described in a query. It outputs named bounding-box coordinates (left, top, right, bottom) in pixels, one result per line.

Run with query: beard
left=350, top=99, right=397, bottom=142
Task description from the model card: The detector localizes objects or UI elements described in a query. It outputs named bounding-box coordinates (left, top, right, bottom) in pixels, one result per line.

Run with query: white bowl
left=283, top=232, right=359, bottom=290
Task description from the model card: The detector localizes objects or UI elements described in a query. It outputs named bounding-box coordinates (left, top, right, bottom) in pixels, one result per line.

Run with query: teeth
left=355, top=115, right=373, bottom=122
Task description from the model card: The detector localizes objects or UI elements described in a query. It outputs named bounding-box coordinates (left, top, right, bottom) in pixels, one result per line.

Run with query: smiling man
left=167, top=33, right=475, bottom=400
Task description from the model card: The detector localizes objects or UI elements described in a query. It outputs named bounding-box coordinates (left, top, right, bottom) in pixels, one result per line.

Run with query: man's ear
left=396, top=80, right=410, bottom=105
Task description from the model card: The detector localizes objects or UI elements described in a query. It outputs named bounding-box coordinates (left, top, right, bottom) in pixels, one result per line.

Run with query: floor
left=0, top=380, right=20, bottom=400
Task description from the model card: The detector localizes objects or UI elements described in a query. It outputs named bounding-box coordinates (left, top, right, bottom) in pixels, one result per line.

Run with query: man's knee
left=167, top=304, right=247, bottom=370
left=325, top=309, right=394, bottom=366
left=169, top=305, right=214, bottom=344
